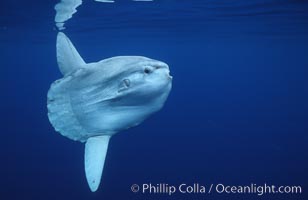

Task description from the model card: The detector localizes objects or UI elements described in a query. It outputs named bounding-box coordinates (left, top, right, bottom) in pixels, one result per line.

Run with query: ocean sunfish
left=47, top=32, right=172, bottom=192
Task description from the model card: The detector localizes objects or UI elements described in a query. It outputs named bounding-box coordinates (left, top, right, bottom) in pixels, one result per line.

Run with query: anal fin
left=84, top=135, right=110, bottom=192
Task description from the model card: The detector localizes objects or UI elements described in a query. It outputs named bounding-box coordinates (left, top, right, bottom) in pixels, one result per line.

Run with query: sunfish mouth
left=157, top=63, right=171, bottom=77
left=150, top=61, right=172, bottom=80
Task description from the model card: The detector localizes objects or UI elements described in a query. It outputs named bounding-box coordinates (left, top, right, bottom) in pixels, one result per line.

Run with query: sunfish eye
left=144, top=67, right=151, bottom=74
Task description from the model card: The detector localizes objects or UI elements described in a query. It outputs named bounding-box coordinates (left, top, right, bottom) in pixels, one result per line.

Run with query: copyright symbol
left=131, top=184, right=140, bottom=193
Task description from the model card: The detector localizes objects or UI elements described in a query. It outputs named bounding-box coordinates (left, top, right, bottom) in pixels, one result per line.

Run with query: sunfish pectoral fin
left=84, top=135, right=110, bottom=192
left=57, top=32, right=86, bottom=76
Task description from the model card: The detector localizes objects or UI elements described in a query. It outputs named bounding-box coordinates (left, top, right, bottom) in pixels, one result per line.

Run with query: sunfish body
left=47, top=32, right=172, bottom=192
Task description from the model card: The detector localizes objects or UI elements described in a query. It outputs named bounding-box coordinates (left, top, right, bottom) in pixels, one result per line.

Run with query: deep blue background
left=0, top=0, right=308, bottom=199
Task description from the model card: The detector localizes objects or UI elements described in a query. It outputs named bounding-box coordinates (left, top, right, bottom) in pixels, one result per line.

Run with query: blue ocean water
left=0, top=0, right=308, bottom=199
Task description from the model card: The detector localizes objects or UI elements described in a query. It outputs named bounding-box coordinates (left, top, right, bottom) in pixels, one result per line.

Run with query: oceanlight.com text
left=130, top=183, right=303, bottom=196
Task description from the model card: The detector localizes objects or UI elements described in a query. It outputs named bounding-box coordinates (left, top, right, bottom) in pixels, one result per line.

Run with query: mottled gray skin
left=48, top=56, right=172, bottom=142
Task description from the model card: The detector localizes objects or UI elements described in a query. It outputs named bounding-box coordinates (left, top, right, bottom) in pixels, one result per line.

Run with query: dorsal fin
left=56, top=32, right=86, bottom=75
